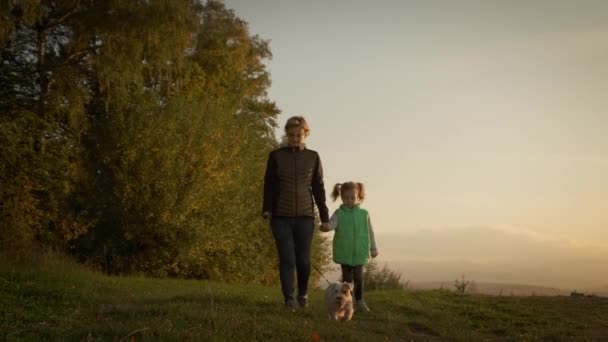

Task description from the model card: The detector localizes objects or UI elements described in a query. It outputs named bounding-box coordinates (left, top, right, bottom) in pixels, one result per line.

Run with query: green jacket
left=332, top=205, right=373, bottom=266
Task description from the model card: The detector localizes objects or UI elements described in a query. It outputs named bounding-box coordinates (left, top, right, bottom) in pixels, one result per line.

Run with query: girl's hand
left=319, top=223, right=330, bottom=232
left=371, top=250, right=379, bottom=258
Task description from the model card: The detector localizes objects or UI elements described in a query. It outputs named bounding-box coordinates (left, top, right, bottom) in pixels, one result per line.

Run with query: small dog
left=324, top=282, right=354, bottom=321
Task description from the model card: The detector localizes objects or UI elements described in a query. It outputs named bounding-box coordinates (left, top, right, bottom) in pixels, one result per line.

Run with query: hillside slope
left=1, top=258, right=607, bottom=341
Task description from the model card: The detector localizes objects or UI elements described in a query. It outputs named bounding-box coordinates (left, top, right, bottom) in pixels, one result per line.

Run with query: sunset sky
left=225, top=0, right=608, bottom=288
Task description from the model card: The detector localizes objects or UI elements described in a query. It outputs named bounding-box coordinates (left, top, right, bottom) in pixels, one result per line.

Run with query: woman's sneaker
left=356, top=300, right=370, bottom=312
left=285, top=299, right=297, bottom=311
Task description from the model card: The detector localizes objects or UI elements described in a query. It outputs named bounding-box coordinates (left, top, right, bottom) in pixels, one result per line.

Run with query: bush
left=454, top=274, right=471, bottom=294
left=363, top=260, right=406, bottom=291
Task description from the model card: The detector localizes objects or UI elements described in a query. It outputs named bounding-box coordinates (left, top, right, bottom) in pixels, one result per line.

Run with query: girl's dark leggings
left=341, top=264, right=364, bottom=301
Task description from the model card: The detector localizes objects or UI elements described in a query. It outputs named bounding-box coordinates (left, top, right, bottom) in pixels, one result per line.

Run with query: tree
left=73, top=0, right=286, bottom=282
left=1, top=0, right=100, bottom=253
left=1, top=0, right=330, bottom=286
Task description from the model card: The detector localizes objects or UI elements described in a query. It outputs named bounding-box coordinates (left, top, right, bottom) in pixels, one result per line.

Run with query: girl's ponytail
left=331, top=183, right=342, bottom=202
left=356, top=182, right=366, bottom=201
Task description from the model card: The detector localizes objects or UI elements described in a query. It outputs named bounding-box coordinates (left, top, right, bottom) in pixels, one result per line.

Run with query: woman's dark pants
left=271, top=216, right=314, bottom=303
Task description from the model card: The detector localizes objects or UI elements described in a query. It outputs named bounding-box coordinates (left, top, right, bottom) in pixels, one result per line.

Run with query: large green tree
left=1, top=0, right=99, bottom=253
left=1, top=0, right=330, bottom=285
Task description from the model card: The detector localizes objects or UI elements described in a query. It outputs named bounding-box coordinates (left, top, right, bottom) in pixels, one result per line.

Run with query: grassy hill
left=2, top=256, right=608, bottom=341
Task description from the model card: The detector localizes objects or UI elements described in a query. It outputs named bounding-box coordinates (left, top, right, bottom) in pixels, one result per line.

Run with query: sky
left=224, top=0, right=608, bottom=288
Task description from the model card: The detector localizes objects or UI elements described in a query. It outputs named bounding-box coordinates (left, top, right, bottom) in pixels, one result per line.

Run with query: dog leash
left=312, top=263, right=332, bottom=285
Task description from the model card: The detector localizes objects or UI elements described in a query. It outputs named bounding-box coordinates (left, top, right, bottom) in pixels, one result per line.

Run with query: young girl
left=320, top=182, right=378, bottom=312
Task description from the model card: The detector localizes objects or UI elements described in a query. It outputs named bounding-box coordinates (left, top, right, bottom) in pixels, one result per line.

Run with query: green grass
left=1, top=256, right=608, bottom=341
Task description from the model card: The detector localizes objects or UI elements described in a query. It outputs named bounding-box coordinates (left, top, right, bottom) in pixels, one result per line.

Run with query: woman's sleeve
left=262, top=152, right=276, bottom=216
left=311, top=153, right=330, bottom=222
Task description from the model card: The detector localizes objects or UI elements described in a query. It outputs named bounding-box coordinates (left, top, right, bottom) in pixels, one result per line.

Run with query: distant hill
left=409, top=281, right=570, bottom=296
left=374, top=227, right=608, bottom=290
left=586, top=285, right=608, bottom=297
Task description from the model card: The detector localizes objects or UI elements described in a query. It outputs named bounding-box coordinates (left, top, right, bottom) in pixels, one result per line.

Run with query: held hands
left=262, top=211, right=272, bottom=220
left=319, top=222, right=330, bottom=232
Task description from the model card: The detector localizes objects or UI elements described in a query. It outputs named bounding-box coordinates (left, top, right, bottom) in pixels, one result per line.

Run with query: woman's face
left=286, top=126, right=306, bottom=147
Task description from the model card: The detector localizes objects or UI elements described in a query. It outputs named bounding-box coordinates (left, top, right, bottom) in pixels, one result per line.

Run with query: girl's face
left=286, top=126, right=305, bottom=147
left=341, top=190, right=358, bottom=208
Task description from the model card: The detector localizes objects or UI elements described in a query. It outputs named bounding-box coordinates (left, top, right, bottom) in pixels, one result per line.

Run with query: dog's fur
left=324, top=282, right=354, bottom=321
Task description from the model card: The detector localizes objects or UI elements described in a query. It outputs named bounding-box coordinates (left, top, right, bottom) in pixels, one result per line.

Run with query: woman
left=262, top=116, right=329, bottom=309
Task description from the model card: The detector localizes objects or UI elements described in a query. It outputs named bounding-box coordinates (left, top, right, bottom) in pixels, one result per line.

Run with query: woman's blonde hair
left=331, top=182, right=365, bottom=202
left=284, top=116, right=310, bottom=137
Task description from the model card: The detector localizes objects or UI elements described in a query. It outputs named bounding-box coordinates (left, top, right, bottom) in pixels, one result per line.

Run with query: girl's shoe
left=356, top=300, right=370, bottom=312
left=297, top=295, right=308, bottom=308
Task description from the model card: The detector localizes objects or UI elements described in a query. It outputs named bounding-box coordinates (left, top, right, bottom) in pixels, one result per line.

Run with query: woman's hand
left=262, top=211, right=272, bottom=220
left=319, top=222, right=330, bottom=232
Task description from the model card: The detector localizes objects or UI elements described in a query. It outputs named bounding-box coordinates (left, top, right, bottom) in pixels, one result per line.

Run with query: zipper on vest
left=352, top=211, right=356, bottom=264
left=294, top=152, right=298, bottom=216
